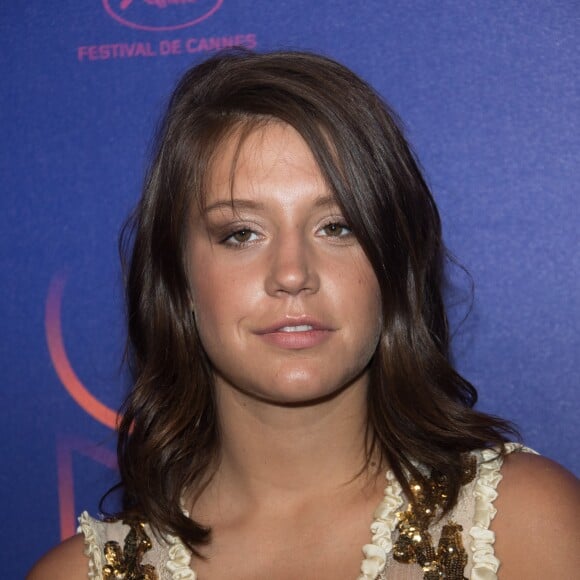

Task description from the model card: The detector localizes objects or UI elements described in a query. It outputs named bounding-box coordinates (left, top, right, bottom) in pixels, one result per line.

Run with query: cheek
left=324, top=255, right=382, bottom=359
left=188, top=253, right=259, bottom=344
left=355, top=267, right=383, bottom=352
left=188, top=249, right=225, bottom=345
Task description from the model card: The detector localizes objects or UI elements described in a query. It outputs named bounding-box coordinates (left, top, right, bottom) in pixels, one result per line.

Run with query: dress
left=78, top=442, right=533, bottom=579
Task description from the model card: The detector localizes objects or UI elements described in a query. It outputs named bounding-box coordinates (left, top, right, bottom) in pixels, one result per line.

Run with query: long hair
left=114, top=49, right=517, bottom=552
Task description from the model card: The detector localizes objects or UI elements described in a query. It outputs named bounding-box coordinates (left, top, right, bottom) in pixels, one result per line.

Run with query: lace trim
left=164, top=508, right=197, bottom=580
left=77, top=511, right=103, bottom=580
left=469, top=443, right=536, bottom=580
left=358, top=469, right=404, bottom=580
left=78, top=444, right=534, bottom=580
left=165, top=532, right=197, bottom=579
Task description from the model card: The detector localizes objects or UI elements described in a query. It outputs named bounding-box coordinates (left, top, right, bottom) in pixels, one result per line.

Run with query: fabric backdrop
left=1, top=2, right=578, bottom=577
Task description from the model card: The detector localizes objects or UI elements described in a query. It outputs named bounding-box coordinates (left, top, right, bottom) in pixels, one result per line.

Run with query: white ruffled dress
left=79, top=442, right=533, bottom=579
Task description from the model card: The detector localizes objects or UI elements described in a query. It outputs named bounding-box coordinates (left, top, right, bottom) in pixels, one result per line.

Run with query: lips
left=276, top=324, right=313, bottom=332
left=256, top=316, right=331, bottom=334
left=255, top=317, right=334, bottom=349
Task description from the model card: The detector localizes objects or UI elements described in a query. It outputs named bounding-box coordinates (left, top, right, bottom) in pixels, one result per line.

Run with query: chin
left=243, top=370, right=367, bottom=408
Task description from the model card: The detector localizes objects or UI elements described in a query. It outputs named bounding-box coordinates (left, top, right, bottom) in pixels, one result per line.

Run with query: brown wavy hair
left=113, top=49, right=517, bottom=552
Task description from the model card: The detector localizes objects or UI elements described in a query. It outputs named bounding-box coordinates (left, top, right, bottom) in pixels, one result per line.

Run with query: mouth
left=276, top=324, right=314, bottom=333
left=255, top=318, right=333, bottom=349
left=256, top=317, right=332, bottom=335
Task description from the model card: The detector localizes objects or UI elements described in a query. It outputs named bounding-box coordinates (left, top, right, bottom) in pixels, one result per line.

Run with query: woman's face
left=188, top=122, right=382, bottom=405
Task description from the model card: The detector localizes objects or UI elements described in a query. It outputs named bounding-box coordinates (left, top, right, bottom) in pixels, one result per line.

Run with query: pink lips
left=255, top=317, right=334, bottom=350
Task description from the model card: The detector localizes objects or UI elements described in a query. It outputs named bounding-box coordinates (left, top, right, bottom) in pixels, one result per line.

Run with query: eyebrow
left=203, top=194, right=338, bottom=215
left=203, top=198, right=264, bottom=215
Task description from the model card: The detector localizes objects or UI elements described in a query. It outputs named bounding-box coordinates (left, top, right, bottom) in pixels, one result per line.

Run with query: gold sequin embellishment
left=393, top=456, right=477, bottom=579
left=102, top=517, right=158, bottom=580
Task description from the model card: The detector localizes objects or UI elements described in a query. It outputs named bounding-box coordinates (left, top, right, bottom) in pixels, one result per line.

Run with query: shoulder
left=491, top=449, right=580, bottom=578
left=27, top=534, right=88, bottom=580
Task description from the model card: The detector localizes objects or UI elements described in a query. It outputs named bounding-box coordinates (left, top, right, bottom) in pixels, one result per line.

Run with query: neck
left=202, top=375, right=376, bottom=510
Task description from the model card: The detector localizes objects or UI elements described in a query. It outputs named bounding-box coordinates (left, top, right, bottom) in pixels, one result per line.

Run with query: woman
left=30, top=50, right=579, bottom=579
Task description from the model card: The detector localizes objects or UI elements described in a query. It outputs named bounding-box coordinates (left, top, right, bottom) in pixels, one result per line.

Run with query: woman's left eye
left=319, top=222, right=352, bottom=238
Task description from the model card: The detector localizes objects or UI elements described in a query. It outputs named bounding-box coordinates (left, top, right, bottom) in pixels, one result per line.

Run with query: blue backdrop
left=1, top=2, right=578, bottom=577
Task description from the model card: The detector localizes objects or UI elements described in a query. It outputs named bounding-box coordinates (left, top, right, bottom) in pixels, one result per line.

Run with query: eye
left=319, top=221, right=352, bottom=238
left=222, top=228, right=259, bottom=246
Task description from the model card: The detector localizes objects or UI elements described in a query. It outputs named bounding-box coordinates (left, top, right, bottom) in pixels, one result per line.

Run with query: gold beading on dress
left=101, top=517, right=158, bottom=580
left=392, top=455, right=477, bottom=579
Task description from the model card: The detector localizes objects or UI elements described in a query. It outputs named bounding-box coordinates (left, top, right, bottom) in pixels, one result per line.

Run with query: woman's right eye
left=221, top=229, right=259, bottom=246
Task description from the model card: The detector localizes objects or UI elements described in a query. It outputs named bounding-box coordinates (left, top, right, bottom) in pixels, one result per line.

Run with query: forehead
left=205, top=121, right=327, bottom=201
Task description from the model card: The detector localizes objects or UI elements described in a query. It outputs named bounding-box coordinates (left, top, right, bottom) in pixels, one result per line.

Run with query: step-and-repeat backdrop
left=2, top=2, right=578, bottom=576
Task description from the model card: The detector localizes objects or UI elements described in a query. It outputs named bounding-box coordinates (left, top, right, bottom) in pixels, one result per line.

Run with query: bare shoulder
left=492, top=451, right=580, bottom=578
left=27, top=534, right=89, bottom=580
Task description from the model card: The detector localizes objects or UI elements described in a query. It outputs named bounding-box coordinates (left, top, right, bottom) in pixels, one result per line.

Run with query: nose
left=264, top=231, right=320, bottom=297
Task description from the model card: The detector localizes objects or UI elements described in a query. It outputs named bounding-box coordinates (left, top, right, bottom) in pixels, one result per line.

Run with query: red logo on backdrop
left=79, top=0, right=256, bottom=62
left=103, top=0, right=223, bottom=32
left=46, top=274, right=119, bottom=430
left=46, top=276, right=120, bottom=539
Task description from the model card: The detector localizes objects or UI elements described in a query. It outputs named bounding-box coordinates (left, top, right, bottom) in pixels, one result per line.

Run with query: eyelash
left=218, top=219, right=353, bottom=248
left=318, top=220, right=352, bottom=239
left=220, top=228, right=260, bottom=247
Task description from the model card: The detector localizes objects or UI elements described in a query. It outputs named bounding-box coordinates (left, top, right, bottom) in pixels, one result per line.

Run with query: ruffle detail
left=357, top=470, right=404, bottom=580
left=165, top=507, right=196, bottom=580
left=77, top=511, right=102, bottom=580
left=469, top=443, right=536, bottom=580
left=165, top=534, right=196, bottom=579
left=75, top=443, right=536, bottom=580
